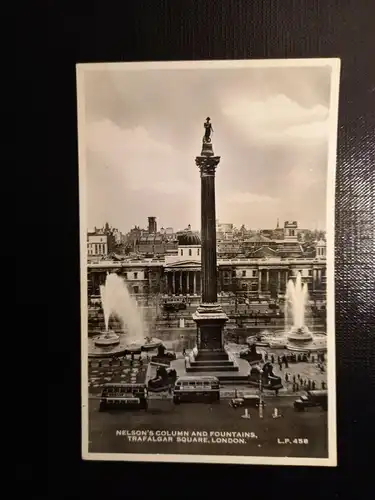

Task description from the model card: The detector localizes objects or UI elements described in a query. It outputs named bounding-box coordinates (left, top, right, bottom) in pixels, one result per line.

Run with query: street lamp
left=154, top=293, right=159, bottom=318
left=259, top=369, right=264, bottom=419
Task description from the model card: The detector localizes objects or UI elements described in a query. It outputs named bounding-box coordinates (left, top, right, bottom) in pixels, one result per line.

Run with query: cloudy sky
left=81, top=62, right=335, bottom=233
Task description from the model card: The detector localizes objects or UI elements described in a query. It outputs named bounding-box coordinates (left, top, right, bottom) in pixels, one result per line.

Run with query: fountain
left=89, top=273, right=162, bottom=358
left=285, top=272, right=314, bottom=347
left=93, top=278, right=120, bottom=347
left=246, top=272, right=327, bottom=352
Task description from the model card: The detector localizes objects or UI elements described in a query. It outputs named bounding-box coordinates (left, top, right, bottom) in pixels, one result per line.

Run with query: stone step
left=195, top=352, right=229, bottom=361
left=190, top=360, right=234, bottom=367
left=186, top=365, right=239, bottom=373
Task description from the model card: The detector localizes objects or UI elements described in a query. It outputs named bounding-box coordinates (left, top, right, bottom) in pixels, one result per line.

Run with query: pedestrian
left=311, top=355, right=315, bottom=363
left=292, top=382, right=296, bottom=392
left=321, top=381, right=326, bottom=390
left=271, top=354, right=275, bottom=364
left=297, top=373, right=301, bottom=380
left=292, top=374, right=296, bottom=383
left=265, top=353, right=268, bottom=361
left=278, top=362, right=282, bottom=371
left=312, top=380, right=316, bottom=390
left=285, top=373, right=289, bottom=382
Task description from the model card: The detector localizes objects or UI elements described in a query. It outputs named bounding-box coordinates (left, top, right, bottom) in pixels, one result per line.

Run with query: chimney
left=148, top=216, right=157, bottom=234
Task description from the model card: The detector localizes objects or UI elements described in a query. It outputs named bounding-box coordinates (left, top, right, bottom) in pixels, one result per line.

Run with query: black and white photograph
left=77, top=59, right=340, bottom=466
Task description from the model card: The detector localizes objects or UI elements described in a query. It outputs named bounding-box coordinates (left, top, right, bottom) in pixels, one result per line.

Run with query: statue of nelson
left=203, top=117, right=213, bottom=142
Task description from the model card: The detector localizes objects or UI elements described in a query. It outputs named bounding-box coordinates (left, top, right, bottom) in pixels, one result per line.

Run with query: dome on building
left=177, top=231, right=201, bottom=246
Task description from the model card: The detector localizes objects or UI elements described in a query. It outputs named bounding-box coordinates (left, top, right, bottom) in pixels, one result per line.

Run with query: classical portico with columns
left=163, top=230, right=202, bottom=295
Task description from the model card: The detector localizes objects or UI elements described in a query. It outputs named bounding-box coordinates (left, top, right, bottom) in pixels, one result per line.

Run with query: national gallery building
left=87, top=229, right=327, bottom=302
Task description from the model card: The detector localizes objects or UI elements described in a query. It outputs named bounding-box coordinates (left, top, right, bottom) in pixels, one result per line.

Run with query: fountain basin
left=286, top=338, right=327, bottom=353
left=246, top=330, right=327, bottom=353
left=286, top=326, right=314, bottom=342
left=88, top=335, right=163, bottom=358
left=94, top=330, right=120, bottom=347
left=142, top=338, right=163, bottom=352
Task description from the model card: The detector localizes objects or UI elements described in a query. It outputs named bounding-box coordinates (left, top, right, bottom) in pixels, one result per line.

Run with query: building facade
left=88, top=229, right=327, bottom=301
left=87, top=233, right=108, bottom=258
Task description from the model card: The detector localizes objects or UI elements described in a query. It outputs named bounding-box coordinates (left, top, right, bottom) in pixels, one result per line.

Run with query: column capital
left=195, top=155, right=221, bottom=177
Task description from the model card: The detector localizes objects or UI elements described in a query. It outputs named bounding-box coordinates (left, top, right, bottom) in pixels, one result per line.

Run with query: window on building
left=181, top=249, right=183, bottom=256
left=134, top=272, right=138, bottom=279
left=124, top=272, right=128, bottom=279
left=189, top=249, right=192, bottom=256
left=242, top=270, right=246, bottom=277
left=232, top=270, right=236, bottom=277
left=308, top=269, right=313, bottom=276
left=133, top=286, right=139, bottom=294
left=252, top=270, right=257, bottom=277
left=197, top=248, right=200, bottom=256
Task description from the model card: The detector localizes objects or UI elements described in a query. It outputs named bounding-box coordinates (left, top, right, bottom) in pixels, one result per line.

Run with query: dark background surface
left=39, top=0, right=375, bottom=496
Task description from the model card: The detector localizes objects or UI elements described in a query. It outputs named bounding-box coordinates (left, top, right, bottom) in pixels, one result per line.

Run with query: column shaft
left=201, top=173, right=218, bottom=303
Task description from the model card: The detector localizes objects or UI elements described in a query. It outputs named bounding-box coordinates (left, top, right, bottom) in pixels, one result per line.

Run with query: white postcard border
left=77, top=58, right=340, bottom=467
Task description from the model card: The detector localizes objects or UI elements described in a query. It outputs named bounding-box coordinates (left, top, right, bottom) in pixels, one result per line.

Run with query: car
left=163, top=300, right=187, bottom=313
left=294, top=390, right=328, bottom=411
left=230, top=394, right=265, bottom=409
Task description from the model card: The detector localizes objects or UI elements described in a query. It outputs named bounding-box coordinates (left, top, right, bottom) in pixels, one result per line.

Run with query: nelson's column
left=187, top=118, right=240, bottom=376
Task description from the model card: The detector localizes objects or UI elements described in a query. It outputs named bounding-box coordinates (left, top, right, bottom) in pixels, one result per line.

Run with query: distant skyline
left=89, top=219, right=325, bottom=235
left=81, top=61, right=336, bottom=233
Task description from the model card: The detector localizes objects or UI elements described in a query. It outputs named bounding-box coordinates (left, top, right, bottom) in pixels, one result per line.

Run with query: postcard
left=77, top=58, right=340, bottom=466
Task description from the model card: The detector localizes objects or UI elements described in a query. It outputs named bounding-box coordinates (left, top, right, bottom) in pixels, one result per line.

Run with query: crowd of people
left=260, top=351, right=327, bottom=394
